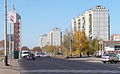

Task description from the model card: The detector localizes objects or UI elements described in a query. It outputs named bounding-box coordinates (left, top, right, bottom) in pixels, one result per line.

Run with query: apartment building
left=39, top=28, right=62, bottom=48
left=72, top=6, right=110, bottom=41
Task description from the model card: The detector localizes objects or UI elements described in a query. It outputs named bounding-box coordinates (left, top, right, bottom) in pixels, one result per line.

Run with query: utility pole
left=4, top=0, right=9, bottom=66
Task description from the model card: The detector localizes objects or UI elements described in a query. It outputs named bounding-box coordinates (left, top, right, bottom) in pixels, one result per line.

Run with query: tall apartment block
left=39, top=28, right=62, bottom=48
left=72, top=6, right=110, bottom=41
left=39, top=34, right=48, bottom=47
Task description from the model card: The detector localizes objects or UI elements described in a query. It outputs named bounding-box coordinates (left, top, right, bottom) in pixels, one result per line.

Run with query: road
left=19, top=57, right=120, bottom=74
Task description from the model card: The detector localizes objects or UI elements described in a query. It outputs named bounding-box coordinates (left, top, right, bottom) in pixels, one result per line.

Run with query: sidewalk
left=67, top=57, right=102, bottom=63
left=0, top=57, right=20, bottom=74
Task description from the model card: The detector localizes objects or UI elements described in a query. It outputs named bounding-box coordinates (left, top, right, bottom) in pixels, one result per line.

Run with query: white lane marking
left=21, top=69, right=120, bottom=73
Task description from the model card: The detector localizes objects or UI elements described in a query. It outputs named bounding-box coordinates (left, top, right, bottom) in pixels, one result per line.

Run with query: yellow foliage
left=72, top=30, right=89, bottom=56
left=72, top=49, right=80, bottom=56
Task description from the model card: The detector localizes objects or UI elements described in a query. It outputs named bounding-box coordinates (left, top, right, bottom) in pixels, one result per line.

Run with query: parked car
left=101, top=53, right=119, bottom=63
left=22, top=51, right=29, bottom=58
left=116, top=54, right=120, bottom=61
left=26, top=52, right=35, bottom=60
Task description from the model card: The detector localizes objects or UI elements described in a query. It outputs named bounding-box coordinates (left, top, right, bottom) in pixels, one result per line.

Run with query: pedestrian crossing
left=21, top=69, right=120, bottom=73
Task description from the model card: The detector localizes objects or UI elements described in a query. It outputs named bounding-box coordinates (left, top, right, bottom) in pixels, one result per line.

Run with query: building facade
left=99, top=41, right=120, bottom=55
left=111, top=34, right=120, bottom=41
left=39, top=28, right=62, bottom=48
left=72, top=6, right=110, bottom=41
left=39, top=34, right=48, bottom=47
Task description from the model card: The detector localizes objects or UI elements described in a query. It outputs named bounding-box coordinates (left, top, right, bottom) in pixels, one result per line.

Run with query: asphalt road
left=19, top=57, right=120, bottom=74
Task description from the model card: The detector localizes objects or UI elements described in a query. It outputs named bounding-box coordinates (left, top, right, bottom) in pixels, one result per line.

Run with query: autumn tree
left=72, top=31, right=81, bottom=55
left=0, top=40, right=9, bottom=48
left=0, top=50, right=4, bottom=56
left=0, top=40, right=9, bottom=56
left=80, top=31, right=89, bottom=55
left=42, top=45, right=55, bottom=53
left=72, top=30, right=89, bottom=56
left=32, top=46, right=42, bottom=52
left=0, top=40, right=4, bottom=48
left=21, top=46, right=30, bottom=51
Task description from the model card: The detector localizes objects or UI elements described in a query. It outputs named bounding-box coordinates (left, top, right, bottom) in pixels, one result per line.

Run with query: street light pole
left=4, top=0, right=9, bottom=66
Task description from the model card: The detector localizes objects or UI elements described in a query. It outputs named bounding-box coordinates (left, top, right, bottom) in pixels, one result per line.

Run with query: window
left=115, top=46, right=120, bottom=50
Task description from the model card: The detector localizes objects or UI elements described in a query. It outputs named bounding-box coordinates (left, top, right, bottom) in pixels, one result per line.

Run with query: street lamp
left=4, top=0, right=9, bottom=66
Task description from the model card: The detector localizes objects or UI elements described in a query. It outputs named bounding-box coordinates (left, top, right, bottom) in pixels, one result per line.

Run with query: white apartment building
left=72, top=6, right=110, bottom=41
left=40, top=28, right=62, bottom=48
left=39, top=34, right=48, bottom=47
left=47, top=28, right=61, bottom=46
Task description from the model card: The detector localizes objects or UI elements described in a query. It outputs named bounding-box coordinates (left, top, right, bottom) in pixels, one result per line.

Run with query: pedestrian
left=87, top=52, right=89, bottom=57
left=80, top=52, right=82, bottom=58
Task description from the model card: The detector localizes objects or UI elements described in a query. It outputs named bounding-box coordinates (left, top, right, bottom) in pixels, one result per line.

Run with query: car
left=26, top=52, right=35, bottom=60
left=22, top=51, right=29, bottom=58
left=116, top=54, right=120, bottom=61
left=39, top=52, right=50, bottom=58
left=101, top=53, right=119, bottom=63
left=35, top=52, right=41, bottom=57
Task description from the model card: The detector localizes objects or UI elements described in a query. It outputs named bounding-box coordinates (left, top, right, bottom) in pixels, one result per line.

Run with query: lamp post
left=4, top=0, right=9, bottom=66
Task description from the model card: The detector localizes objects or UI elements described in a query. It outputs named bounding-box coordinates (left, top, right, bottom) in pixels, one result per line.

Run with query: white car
left=40, top=53, right=50, bottom=58
left=116, top=54, right=120, bottom=61
left=101, top=53, right=119, bottom=63
left=35, top=52, right=41, bottom=57
left=22, top=51, right=29, bottom=58
left=101, top=54, right=109, bottom=63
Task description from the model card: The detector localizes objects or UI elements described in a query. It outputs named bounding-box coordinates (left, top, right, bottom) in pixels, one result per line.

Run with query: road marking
left=21, top=69, right=120, bottom=73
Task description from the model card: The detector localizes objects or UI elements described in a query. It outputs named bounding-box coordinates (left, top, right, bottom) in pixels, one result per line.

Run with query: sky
left=0, top=0, right=120, bottom=49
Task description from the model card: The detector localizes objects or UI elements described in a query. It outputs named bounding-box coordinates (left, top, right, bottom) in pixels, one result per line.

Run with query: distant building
left=39, top=34, right=48, bottom=47
left=50, top=28, right=61, bottom=46
left=39, top=28, right=62, bottom=48
left=47, top=31, right=53, bottom=45
left=72, top=6, right=110, bottom=41
left=111, top=34, right=120, bottom=41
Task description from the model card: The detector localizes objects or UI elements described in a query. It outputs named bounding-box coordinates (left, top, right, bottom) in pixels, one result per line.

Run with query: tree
left=92, top=39, right=99, bottom=53
left=0, top=40, right=9, bottom=49
left=80, top=31, right=89, bottom=55
left=72, top=30, right=89, bottom=56
left=21, top=46, right=29, bottom=51
left=32, top=46, right=42, bottom=52
left=62, top=29, right=73, bottom=56
left=72, top=31, right=81, bottom=55
left=0, top=40, right=4, bottom=48
left=42, top=45, right=55, bottom=53
left=0, top=50, right=4, bottom=56
left=62, top=34, right=71, bottom=54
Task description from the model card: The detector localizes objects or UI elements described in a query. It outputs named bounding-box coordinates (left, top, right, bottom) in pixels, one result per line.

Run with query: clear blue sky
left=0, top=0, right=120, bottom=49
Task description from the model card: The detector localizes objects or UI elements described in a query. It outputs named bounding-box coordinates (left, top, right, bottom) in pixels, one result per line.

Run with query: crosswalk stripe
left=21, top=69, right=120, bottom=73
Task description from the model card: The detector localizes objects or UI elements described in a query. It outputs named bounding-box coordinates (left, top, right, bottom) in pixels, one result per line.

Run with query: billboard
left=9, top=11, right=21, bottom=24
